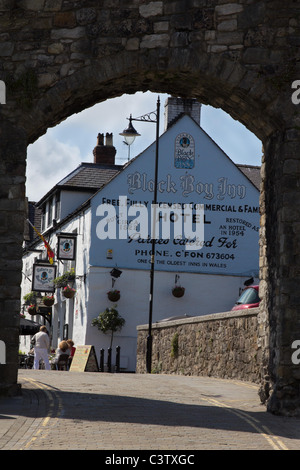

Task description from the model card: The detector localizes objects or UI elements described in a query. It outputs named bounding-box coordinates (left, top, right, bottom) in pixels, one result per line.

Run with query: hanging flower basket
left=27, top=304, right=37, bottom=315
left=62, top=285, right=76, bottom=299
left=53, top=269, right=76, bottom=288
left=43, top=295, right=54, bottom=307
left=172, top=286, right=185, bottom=298
left=107, top=290, right=120, bottom=302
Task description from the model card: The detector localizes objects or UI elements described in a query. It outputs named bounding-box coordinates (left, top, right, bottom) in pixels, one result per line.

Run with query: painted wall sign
left=174, top=132, right=195, bottom=169
left=90, top=116, right=260, bottom=277
left=32, top=263, right=57, bottom=292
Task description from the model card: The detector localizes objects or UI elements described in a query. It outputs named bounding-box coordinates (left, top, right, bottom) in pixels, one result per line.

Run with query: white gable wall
left=89, top=115, right=259, bottom=276
left=84, top=115, right=260, bottom=370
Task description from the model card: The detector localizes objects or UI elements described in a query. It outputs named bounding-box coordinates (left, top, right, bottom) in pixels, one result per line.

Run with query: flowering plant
left=27, top=304, right=37, bottom=314
left=42, top=294, right=55, bottom=306
left=64, top=285, right=76, bottom=292
left=62, top=285, right=76, bottom=298
left=107, top=289, right=120, bottom=295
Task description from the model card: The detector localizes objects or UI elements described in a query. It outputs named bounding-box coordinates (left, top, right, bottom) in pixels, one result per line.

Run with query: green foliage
left=53, top=268, right=75, bottom=287
left=23, top=291, right=38, bottom=305
left=92, top=306, right=125, bottom=348
left=171, top=332, right=179, bottom=358
left=152, top=361, right=162, bottom=374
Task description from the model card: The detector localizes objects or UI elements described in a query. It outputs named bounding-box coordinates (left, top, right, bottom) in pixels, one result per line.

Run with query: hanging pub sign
left=57, top=233, right=77, bottom=260
left=174, top=132, right=195, bottom=169
left=32, top=263, right=57, bottom=293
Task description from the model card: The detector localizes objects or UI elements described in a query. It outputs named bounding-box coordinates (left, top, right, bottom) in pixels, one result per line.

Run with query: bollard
left=99, top=348, right=104, bottom=372
left=115, top=346, right=120, bottom=373
left=107, top=347, right=112, bottom=373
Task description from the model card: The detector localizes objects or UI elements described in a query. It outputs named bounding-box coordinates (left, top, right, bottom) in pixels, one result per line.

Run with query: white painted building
left=20, top=98, right=260, bottom=371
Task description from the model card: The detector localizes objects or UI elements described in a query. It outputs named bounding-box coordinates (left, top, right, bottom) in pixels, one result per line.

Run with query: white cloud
left=48, top=91, right=168, bottom=163
left=26, top=134, right=82, bottom=201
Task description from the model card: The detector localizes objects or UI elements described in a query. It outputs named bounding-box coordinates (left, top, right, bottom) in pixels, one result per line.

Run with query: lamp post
left=120, top=115, right=141, bottom=161
left=120, top=96, right=160, bottom=373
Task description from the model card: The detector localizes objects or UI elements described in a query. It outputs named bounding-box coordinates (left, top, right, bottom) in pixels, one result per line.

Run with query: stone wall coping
left=136, top=308, right=260, bottom=331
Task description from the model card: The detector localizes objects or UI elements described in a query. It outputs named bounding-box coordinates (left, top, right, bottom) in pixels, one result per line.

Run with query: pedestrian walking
left=31, top=326, right=51, bottom=370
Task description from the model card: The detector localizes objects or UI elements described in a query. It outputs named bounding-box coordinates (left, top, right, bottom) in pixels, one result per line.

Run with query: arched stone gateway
left=0, top=1, right=300, bottom=415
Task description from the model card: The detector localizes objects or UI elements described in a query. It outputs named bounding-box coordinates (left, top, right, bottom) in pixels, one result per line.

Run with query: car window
left=236, top=288, right=260, bottom=305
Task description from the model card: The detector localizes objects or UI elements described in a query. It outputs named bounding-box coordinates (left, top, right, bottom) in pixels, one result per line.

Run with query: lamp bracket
left=130, top=109, right=158, bottom=124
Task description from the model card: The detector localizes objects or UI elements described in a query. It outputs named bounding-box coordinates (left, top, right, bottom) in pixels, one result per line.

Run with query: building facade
left=20, top=98, right=260, bottom=372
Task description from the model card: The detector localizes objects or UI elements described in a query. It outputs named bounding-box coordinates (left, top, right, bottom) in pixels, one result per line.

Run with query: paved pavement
left=0, top=369, right=300, bottom=452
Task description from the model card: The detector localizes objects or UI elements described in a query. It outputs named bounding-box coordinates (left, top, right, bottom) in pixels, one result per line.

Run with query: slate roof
left=57, top=163, right=122, bottom=190
left=236, top=164, right=261, bottom=190
left=36, top=162, right=122, bottom=208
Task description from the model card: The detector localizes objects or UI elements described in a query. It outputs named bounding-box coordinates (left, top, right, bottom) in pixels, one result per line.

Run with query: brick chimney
left=93, top=132, right=116, bottom=165
left=164, top=97, right=201, bottom=130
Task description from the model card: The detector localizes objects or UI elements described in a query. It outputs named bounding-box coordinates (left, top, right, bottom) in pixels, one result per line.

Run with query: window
left=235, top=287, right=260, bottom=305
left=41, top=205, right=46, bottom=231
left=47, top=199, right=52, bottom=227
left=55, top=192, right=61, bottom=220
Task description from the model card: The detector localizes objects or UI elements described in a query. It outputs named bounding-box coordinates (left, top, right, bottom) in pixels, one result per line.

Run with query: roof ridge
left=236, top=163, right=261, bottom=169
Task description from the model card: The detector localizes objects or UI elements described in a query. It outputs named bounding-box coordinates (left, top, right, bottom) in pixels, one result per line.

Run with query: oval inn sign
left=175, top=133, right=195, bottom=169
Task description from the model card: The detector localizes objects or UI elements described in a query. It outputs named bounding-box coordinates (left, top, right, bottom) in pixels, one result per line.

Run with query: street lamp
left=120, top=96, right=160, bottom=373
left=119, top=114, right=141, bottom=161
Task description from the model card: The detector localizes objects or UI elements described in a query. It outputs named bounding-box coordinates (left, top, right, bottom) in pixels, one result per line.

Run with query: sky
left=26, top=91, right=263, bottom=202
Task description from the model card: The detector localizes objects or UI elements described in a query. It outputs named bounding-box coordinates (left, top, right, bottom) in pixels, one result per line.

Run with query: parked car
left=231, top=285, right=260, bottom=311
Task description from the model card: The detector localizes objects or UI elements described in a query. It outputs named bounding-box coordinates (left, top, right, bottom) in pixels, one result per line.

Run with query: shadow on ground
left=1, top=384, right=299, bottom=442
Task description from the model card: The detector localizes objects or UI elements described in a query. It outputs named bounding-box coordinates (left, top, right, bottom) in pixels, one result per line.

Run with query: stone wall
left=0, top=0, right=300, bottom=414
left=0, top=0, right=294, bottom=145
left=137, top=308, right=261, bottom=384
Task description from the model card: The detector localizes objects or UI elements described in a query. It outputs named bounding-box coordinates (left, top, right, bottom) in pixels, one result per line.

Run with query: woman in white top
left=31, top=326, right=50, bottom=370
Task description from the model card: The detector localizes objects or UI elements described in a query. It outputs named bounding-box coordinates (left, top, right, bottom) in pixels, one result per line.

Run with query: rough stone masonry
left=0, top=0, right=300, bottom=415
left=136, top=309, right=261, bottom=383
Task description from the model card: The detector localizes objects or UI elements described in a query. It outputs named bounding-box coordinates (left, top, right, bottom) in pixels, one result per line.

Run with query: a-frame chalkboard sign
left=69, top=345, right=99, bottom=372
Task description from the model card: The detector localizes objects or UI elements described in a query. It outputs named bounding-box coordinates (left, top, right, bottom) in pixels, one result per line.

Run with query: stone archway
left=0, top=1, right=300, bottom=415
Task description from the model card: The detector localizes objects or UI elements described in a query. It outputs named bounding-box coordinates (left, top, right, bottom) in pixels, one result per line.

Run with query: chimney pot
left=105, top=133, right=113, bottom=146
left=97, top=133, right=104, bottom=146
